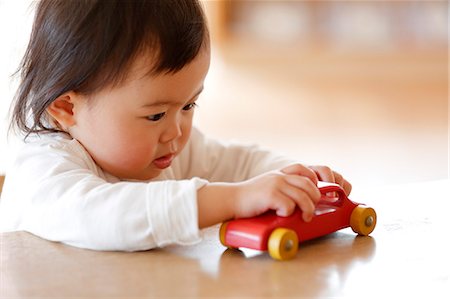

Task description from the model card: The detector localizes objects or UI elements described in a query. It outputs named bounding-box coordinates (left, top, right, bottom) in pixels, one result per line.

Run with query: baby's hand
left=233, top=164, right=320, bottom=222
left=197, top=163, right=351, bottom=228
left=308, top=165, right=352, bottom=195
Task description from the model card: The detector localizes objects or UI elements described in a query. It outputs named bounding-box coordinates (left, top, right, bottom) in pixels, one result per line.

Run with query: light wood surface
left=0, top=175, right=4, bottom=195
left=1, top=180, right=449, bottom=298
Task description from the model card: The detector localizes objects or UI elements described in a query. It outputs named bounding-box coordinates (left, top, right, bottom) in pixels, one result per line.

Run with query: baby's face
left=68, top=49, right=210, bottom=180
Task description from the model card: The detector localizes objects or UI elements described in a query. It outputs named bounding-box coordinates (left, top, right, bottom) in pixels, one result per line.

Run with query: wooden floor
left=2, top=180, right=449, bottom=298
left=195, top=41, right=448, bottom=188
left=0, top=175, right=4, bottom=195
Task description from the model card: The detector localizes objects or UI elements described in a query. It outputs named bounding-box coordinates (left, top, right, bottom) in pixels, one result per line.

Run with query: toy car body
left=219, top=182, right=376, bottom=260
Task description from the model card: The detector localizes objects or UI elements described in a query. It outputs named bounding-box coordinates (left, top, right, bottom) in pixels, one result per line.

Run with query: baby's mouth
left=152, top=154, right=175, bottom=169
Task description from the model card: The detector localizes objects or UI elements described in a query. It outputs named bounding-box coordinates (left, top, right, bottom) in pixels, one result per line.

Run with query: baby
left=0, top=0, right=351, bottom=251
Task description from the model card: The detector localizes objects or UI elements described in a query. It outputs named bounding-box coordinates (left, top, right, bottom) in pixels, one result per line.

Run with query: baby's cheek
left=116, top=144, right=154, bottom=168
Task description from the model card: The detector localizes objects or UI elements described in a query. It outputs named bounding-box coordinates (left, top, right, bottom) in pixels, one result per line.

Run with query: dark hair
left=10, top=0, right=209, bottom=137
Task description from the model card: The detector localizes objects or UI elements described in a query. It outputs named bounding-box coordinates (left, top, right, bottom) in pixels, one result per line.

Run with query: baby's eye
left=147, top=112, right=165, bottom=121
left=183, top=102, right=198, bottom=111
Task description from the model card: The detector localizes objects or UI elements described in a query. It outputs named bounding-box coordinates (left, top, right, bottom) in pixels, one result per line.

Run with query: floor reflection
left=216, top=232, right=377, bottom=297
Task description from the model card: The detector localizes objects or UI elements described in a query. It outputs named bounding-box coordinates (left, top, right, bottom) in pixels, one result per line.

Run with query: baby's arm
left=0, top=137, right=206, bottom=251
left=197, top=164, right=322, bottom=228
left=184, top=128, right=352, bottom=228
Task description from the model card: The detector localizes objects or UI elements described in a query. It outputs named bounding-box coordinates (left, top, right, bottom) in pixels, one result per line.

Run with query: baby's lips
left=153, top=154, right=174, bottom=169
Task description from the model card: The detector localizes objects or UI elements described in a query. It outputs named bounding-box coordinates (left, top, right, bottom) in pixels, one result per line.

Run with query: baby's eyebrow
left=141, top=86, right=204, bottom=107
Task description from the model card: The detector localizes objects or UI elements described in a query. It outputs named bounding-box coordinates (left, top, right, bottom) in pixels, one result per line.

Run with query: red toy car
left=219, top=182, right=376, bottom=260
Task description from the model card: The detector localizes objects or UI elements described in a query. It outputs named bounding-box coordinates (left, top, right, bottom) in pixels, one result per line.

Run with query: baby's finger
left=281, top=164, right=318, bottom=185
left=332, top=171, right=352, bottom=195
left=309, top=165, right=335, bottom=183
left=269, top=190, right=296, bottom=217
left=343, top=180, right=352, bottom=195
left=284, top=174, right=321, bottom=204
left=279, top=181, right=316, bottom=222
left=334, top=171, right=344, bottom=187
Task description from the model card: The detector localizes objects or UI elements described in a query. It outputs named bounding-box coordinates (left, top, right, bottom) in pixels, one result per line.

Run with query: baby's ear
left=46, top=91, right=78, bottom=129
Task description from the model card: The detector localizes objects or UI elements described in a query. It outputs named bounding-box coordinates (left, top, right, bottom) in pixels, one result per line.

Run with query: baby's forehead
left=125, top=45, right=210, bottom=83
left=125, top=51, right=161, bottom=81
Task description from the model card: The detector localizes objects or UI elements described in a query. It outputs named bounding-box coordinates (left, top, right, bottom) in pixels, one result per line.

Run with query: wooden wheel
left=268, top=228, right=299, bottom=260
left=350, top=206, right=377, bottom=236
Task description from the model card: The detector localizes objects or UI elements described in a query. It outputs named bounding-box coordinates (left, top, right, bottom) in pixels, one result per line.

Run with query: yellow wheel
left=268, top=228, right=299, bottom=261
left=219, top=222, right=230, bottom=247
left=350, top=206, right=377, bottom=236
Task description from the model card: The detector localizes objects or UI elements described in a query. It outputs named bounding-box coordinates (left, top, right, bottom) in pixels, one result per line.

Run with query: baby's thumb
left=281, top=164, right=318, bottom=185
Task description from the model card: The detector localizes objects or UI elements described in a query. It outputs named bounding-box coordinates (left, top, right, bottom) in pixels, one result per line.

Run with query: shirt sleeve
left=177, top=128, right=298, bottom=182
left=0, top=137, right=207, bottom=251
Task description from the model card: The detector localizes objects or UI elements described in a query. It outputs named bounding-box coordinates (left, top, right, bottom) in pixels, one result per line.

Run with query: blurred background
left=197, top=0, right=449, bottom=188
left=0, top=1, right=448, bottom=189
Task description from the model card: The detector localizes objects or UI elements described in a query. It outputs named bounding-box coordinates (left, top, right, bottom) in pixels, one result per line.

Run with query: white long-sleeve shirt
left=0, top=127, right=295, bottom=251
